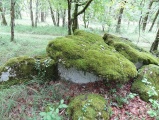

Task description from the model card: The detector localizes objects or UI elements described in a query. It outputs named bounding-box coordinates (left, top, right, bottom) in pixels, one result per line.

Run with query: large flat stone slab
left=58, top=64, right=102, bottom=83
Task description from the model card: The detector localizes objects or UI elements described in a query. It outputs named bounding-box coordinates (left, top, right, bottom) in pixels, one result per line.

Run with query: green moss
left=67, top=94, right=111, bottom=120
left=0, top=56, right=36, bottom=78
left=103, top=33, right=145, bottom=51
left=103, top=33, right=159, bottom=65
left=131, top=64, right=159, bottom=101
left=0, top=56, right=57, bottom=85
left=47, top=30, right=137, bottom=83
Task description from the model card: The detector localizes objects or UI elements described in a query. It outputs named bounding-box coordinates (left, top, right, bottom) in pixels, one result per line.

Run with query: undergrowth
left=0, top=78, right=68, bottom=119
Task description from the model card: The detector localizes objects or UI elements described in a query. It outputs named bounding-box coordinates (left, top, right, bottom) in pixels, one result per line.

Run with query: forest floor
left=0, top=24, right=158, bottom=119
left=1, top=79, right=155, bottom=120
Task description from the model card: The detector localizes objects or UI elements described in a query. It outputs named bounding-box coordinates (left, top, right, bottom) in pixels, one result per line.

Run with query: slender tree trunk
left=116, top=7, right=124, bottom=33
left=48, top=0, right=56, bottom=26
left=67, top=0, right=92, bottom=34
left=149, top=8, right=159, bottom=32
left=30, top=0, right=34, bottom=27
left=142, top=0, right=153, bottom=31
left=72, top=2, right=79, bottom=33
left=157, top=20, right=159, bottom=28
left=150, top=28, right=159, bottom=52
left=56, top=10, right=60, bottom=27
left=83, top=11, right=86, bottom=28
left=11, top=0, right=15, bottom=42
left=67, top=0, right=72, bottom=35
left=72, top=0, right=93, bottom=33
left=62, top=10, right=66, bottom=27
left=35, top=0, right=39, bottom=27
left=41, top=11, right=45, bottom=22
left=0, top=0, right=7, bottom=26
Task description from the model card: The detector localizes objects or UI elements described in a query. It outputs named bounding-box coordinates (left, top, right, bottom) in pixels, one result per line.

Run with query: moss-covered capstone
left=47, top=30, right=137, bottom=83
left=0, top=56, right=57, bottom=82
left=67, top=94, right=111, bottom=120
left=103, top=33, right=159, bottom=68
left=131, top=64, right=159, bottom=101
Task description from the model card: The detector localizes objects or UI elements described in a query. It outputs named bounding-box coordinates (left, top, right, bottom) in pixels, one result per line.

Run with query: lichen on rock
left=131, top=64, right=159, bottom=101
left=103, top=33, right=159, bottom=68
left=67, top=94, right=111, bottom=120
left=47, top=30, right=137, bottom=83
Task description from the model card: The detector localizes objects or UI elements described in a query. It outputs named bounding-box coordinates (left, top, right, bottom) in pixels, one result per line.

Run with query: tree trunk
left=83, top=11, right=89, bottom=28
left=56, top=10, right=60, bottom=27
left=83, top=11, right=86, bottom=28
left=116, top=7, right=124, bottom=33
left=41, top=11, right=45, bottom=22
left=142, top=0, right=153, bottom=31
left=30, top=0, right=34, bottom=27
left=67, top=0, right=72, bottom=35
left=149, top=7, right=159, bottom=32
left=0, top=0, right=7, bottom=26
left=72, top=2, right=79, bottom=33
left=11, top=0, right=15, bottom=42
left=35, top=0, right=39, bottom=27
left=72, top=0, right=93, bottom=33
left=150, top=28, right=159, bottom=52
left=48, top=0, right=56, bottom=26
left=62, top=10, right=66, bottom=27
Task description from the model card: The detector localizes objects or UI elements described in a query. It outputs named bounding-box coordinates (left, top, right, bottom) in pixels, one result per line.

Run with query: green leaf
left=39, top=112, right=47, bottom=116
left=147, top=110, right=157, bottom=117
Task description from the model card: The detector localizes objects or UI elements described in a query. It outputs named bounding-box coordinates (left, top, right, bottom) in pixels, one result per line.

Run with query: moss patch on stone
left=131, top=64, right=159, bottom=101
left=67, top=94, right=111, bottom=120
left=0, top=56, right=57, bottom=84
left=103, top=33, right=159, bottom=65
left=47, top=30, right=137, bottom=83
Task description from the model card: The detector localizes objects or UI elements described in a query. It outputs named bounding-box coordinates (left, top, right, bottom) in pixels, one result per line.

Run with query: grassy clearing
left=0, top=34, right=51, bottom=65
left=0, top=25, right=67, bottom=36
left=0, top=25, right=67, bottom=66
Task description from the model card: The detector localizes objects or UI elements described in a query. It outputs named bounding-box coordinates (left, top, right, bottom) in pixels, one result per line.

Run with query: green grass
left=0, top=25, right=67, bottom=36
left=0, top=78, right=68, bottom=120
left=0, top=25, right=67, bottom=66
left=0, top=34, right=54, bottom=65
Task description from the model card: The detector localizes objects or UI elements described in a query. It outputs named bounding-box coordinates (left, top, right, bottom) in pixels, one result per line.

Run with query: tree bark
left=30, top=0, right=34, bottom=27
left=35, top=0, right=39, bottom=27
left=67, top=0, right=72, bottom=35
left=62, top=9, right=66, bottom=27
left=0, top=0, right=7, bottom=26
left=56, top=10, right=60, bottom=27
left=48, top=0, right=56, bottom=26
left=83, top=11, right=87, bottom=28
left=72, top=0, right=93, bottom=33
left=72, top=2, right=79, bottom=33
left=41, top=11, right=45, bottom=22
left=150, top=28, right=159, bottom=52
left=149, top=7, right=159, bottom=32
left=142, top=0, right=153, bottom=31
left=11, top=0, right=15, bottom=42
left=116, top=7, right=124, bottom=33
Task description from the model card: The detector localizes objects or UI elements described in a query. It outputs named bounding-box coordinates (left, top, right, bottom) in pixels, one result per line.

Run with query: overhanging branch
left=76, top=0, right=93, bottom=16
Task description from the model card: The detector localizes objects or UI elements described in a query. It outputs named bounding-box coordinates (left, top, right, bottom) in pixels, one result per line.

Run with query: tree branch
left=76, top=0, right=93, bottom=16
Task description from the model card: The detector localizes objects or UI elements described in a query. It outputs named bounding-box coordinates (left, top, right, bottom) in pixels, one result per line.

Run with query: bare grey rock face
left=58, top=64, right=102, bottom=83
left=0, top=67, right=16, bottom=81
